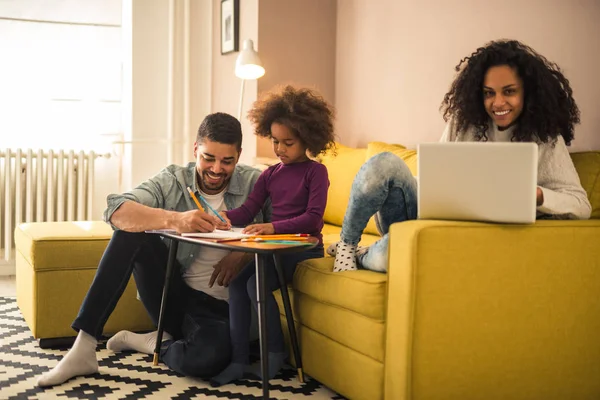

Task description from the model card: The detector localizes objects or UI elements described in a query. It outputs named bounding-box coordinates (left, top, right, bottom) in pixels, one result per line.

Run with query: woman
left=331, top=39, right=592, bottom=273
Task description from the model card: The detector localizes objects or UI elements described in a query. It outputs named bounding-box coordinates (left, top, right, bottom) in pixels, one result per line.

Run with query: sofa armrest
left=384, top=219, right=600, bottom=400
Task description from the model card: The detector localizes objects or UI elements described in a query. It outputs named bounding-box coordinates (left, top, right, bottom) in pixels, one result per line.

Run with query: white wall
left=256, top=0, right=337, bottom=158
left=335, top=0, right=600, bottom=152
left=119, top=0, right=212, bottom=198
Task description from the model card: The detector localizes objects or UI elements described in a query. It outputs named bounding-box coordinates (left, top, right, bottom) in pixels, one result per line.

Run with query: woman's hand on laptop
left=536, top=187, right=544, bottom=206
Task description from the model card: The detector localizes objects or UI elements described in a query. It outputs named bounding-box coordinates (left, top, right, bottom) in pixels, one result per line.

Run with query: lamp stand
left=238, top=78, right=246, bottom=121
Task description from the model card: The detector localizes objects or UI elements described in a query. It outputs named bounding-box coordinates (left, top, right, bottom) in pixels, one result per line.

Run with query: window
left=0, top=0, right=122, bottom=151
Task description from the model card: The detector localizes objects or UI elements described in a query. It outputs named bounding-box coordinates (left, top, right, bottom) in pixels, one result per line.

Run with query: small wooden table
left=150, top=232, right=319, bottom=399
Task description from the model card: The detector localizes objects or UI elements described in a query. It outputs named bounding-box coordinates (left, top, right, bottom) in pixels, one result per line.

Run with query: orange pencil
left=186, top=187, right=205, bottom=212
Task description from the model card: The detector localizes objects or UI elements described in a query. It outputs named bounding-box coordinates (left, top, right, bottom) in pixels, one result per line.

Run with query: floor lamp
left=235, top=39, right=265, bottom=121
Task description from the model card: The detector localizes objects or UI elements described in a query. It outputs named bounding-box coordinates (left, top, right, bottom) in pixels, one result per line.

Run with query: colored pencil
left=186, top=186, right=228, bottom=225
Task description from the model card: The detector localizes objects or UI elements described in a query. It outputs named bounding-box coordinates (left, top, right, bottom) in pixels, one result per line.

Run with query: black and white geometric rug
left=0, top=297, right=345, bottom=399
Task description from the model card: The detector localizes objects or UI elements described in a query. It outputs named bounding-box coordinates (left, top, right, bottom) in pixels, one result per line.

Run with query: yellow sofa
left=276, top=143, right=600, bottom=400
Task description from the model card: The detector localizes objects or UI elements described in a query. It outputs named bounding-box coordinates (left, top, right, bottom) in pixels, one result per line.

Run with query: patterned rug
left=0, top=297, right=344, bottom=399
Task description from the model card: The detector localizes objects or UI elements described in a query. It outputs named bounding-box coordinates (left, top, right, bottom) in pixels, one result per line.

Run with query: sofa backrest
left=571, top=152, right=600, bottom=219
left=319, top=144, right=376, bottom=233
left=320, top=144, right=600, bottom=231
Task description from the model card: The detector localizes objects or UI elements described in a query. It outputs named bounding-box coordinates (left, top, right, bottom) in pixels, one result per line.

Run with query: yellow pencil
left=186, top=187, right=205, bottom=212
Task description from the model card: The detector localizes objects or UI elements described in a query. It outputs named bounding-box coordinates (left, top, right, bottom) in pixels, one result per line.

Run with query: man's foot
left=209, top=363, right=246, bottom=387
left=107, top=330, right=172, bottom=355
left=333, top=242, right=358, bottom=272
left=37, top=331, right=99, bottom=387
left=246, top=351, right=287, bottom=380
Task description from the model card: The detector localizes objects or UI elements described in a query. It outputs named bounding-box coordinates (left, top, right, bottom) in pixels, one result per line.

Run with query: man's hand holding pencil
left=187, top=186, right=231, bottom=231
left=170, top=210, right=216, bottom=234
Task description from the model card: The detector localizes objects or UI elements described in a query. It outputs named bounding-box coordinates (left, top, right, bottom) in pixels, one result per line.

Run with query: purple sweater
left=226, top=160, right=329, bottom=243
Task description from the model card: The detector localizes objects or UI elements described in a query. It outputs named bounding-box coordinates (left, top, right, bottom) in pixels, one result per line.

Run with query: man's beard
left=200, top=170, right=228, bottom=192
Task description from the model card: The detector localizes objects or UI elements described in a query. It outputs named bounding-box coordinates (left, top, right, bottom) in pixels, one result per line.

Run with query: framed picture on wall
left=221, top=0, right=239, bottom=54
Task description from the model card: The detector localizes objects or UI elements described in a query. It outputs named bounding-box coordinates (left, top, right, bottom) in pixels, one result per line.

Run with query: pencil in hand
left=186, top=187, right=205, bottom=212
left=186, top=186, right=231, bottom=229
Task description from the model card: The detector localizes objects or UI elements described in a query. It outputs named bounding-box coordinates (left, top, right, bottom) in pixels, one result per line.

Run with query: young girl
left=331, top=39, right=592, bottom=273
left=210, top=85, right=336, bottom=386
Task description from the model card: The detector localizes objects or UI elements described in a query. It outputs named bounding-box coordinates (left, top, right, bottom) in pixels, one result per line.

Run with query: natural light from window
left=0, top=0, right=122, bottom=153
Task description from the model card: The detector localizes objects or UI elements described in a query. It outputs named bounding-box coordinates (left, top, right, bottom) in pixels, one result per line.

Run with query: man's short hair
left=196, top=113, right=242, bottom=151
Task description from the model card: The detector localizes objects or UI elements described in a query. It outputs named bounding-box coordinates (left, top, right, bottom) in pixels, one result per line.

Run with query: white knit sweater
left=439, top=121, right=592, bottom=220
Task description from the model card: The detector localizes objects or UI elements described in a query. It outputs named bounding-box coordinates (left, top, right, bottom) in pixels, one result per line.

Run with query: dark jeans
left=72, top=230, right=231, bottom=378
left=228, top=245, right=324, bottom=364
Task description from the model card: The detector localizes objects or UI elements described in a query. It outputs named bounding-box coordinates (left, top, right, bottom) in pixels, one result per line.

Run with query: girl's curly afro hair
left=440, top=39, right=580, bottom=145
left=247, top=85, right=336, bottom=157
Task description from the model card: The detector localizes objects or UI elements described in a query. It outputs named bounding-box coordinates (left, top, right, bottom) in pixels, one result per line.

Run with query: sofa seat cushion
left=294, top=257, right=388, bottom=320
left=15, top=221, right=113, bottom=271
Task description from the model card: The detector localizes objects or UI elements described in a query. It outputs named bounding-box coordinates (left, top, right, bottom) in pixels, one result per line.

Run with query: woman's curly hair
left=440, top=39, right=580, bottom=145
left=247, top=85, right=336, bottom=157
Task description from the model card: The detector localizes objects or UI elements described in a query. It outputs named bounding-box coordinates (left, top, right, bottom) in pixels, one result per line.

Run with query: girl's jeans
left=340, top=152, right=418, bottom=272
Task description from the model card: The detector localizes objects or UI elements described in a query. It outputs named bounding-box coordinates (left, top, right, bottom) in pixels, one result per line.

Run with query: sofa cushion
left=15, top=221, right=113, bottom=271
left=366, top=141, right=418, bottom=176
left=296, top=293, right=386, bottom=362
left=294, top=257, right=388, bottom=320
left=571, top=152, right=600, bottom=219
left=319, top=143, right=368, bottom=227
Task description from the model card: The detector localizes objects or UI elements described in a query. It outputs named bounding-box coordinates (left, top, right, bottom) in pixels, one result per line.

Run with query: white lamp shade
left=235, top=39, right=265, bottom=80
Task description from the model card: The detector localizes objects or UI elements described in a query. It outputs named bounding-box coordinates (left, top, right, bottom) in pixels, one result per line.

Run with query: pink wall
left=210, top=0, right=336, bottom=162
left=211, top=0, right=259, bottom=165
left=256, top=0, right=337, bottom=158
left=335, top=0, right=600, bottom=152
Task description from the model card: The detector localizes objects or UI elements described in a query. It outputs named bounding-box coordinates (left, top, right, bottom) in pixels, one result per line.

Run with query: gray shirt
left=103, top=162, right=271, bottom=269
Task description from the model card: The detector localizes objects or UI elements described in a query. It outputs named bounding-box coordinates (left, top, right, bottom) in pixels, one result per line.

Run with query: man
left=38, top=112, right=270, bottom=387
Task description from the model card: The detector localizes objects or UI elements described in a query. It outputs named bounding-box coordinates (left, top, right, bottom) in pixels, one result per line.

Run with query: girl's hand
left=242, top=223, right=275, bottom=235
left=214, top=211, right=232, bottom=230
left=536, top=187, right=544, bottom=206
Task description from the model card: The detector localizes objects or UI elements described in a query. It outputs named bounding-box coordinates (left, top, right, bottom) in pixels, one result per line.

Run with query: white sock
left=37, top=330, right=99, bottom=387
left=107, top=330, right=173, bottom=355
left=333, top=242, right=358, bottom=272
left=327, top=242, right=368, bottom=257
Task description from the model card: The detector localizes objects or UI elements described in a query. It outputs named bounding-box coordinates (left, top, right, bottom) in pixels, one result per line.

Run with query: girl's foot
left=246, top=352, right=287, bottom=380
left=210, top=363, right=246, bottom=387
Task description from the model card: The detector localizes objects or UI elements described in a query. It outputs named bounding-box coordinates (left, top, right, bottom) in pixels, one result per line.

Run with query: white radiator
left=0, top=149, right=98, bottom=262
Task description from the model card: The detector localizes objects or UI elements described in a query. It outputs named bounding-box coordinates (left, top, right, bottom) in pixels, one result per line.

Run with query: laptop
left=417, top=142, right=538, bottom=224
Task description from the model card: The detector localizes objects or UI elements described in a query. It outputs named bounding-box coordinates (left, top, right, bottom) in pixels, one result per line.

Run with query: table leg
left=255, top=253, right=269, bottom=399
left=153, top=238, right=179, bottom=366
left=273, top=254, right=304, bottom=383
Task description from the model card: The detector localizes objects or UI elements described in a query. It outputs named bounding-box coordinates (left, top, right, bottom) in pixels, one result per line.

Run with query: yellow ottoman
left=15, top=221, right=154, bottom=348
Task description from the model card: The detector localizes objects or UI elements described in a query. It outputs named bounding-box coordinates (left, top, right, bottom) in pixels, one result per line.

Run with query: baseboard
left=0, top=260, right=15, bottom=276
